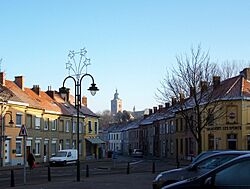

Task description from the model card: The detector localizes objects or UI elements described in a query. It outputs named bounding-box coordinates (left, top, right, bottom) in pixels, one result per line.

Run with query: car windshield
left=56, top=151, right=67, bottom=157
left=196, top=154, right=238, bottom=170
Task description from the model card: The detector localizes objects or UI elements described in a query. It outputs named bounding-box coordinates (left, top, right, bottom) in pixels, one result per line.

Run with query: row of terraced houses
left=0, top=72, right=104, bottom=166
left=101, top=68, right=250, bottom=160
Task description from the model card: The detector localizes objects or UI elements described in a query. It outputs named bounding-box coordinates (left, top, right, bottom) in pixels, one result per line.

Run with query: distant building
left=111, top=89, right=122, bottom=116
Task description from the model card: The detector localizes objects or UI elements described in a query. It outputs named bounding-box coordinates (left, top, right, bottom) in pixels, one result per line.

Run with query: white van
left=49, top=149, right=77, bottom=166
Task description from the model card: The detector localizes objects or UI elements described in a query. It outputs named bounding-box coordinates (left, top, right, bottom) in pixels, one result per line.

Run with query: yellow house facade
left=0, top=72, right=99, bottom=166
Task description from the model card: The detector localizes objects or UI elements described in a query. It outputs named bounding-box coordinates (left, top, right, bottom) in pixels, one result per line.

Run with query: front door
left=4, top=140, right=10, bottom=164
left=44, top=144, right=48, bottom=162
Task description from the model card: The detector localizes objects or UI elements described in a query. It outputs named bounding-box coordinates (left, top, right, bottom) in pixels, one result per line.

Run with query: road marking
left=130, top=160, right=143, bottom=165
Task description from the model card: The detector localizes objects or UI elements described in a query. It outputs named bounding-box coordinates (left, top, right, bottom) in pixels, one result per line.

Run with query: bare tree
left=96, top=110, right=113, bottom=129
left=156, top=45, right=225, bottom=154
left=217, top=60, right=250, bottom=80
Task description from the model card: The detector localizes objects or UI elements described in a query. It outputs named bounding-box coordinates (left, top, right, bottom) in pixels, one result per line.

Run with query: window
left=35, top=117, right=41, bottom=129
left=72, top=121, right=76, bottom=133
left=16, top=138, right=22, bottom=156
left=16, top=113, right=22, bottom=128
left=88, top=121, right=92, bottom=133
left=215, top=160, right=250, bottom=186
left=51, top=141, right=57, bottom=156
left=44, top=118, right=49, bottom=130
left=26, top=114, right=32, bottom=128
left=51, top=120, right=57, bottom=131
left=226, top=105, right=238, bottom=124
left=79, top=122, right=83, bottom=133
left=207, top=109, right=214, bottom=126
left=227, top=134, right=237, bottom=150
left=72, top=140, right=76, bottom=149
left=66, top=139, right=70, bottom=149
left=66, top=120, right=70, bottom=132
left=35, top=140, right=41, bottom=155
left=197, top=154, right=238, bottom=170
left=94, top=122, right=98, bottom=134
left=59, top=120, right=64, bottom=132
left=79, top=141, right=82, bottom=155
left=59, top=139, right=63, bottom=150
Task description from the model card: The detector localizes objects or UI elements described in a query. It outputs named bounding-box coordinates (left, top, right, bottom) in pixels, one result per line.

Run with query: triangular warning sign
left=19, top=125, right=27, bottom=136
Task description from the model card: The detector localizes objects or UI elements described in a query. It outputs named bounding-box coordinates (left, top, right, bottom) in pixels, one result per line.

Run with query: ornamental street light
left=61, top=48, right=99, bottom=181
left=1, top=110, right=14, bottom=167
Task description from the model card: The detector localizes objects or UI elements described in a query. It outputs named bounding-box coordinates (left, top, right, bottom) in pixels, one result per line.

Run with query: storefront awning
left=86, top=138, right=105, bottom=144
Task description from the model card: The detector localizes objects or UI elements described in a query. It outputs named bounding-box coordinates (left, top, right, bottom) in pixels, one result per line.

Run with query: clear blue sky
left=1, top=0, right=250, bottom=113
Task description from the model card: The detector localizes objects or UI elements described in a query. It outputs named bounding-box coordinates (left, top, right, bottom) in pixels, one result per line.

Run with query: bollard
left=86, top=164, right=89, bottom=177
left=126, top=162, right=130, bottom=174
left=176, top=161, right=180, bottom=168
left=10, top=169, right=15, bottom=187
left=152, top=161, right=155, bottom=173
left=48, top=165, right=51, bottom=182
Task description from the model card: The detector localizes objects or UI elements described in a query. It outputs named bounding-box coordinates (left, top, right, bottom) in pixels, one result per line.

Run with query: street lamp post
left=61, top=48, right=99, bottom=181
left=0, top=110, right=14, bottom=167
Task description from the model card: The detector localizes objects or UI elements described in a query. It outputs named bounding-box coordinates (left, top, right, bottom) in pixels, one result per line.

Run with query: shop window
left=208, top=134, right=215, bottom=150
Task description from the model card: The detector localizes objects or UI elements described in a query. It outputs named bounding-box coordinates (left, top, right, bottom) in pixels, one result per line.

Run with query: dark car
left=152, top=151, right=250, bottom=189
left=162, top=153, right=250, bottom=189
left=191, top=150, right=222, bottom=163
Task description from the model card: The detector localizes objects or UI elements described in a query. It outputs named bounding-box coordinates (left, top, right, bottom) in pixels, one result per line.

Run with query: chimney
left=190, top=87, right=195, bottom=97
left=213, top=76, right=221, bottom=89
left=172, top=97, right=177, bottom=106
left=32, top=85, right=40, bottom=96
left=165, top=102, right=170, bottom=109
left=82, top=96, right=87, bottom=107
left=179, top=93, right=185, bottom=104
left=149, top=109, right=153, bottom=115
left=240, top=68, right=250, bottom=80
left=46, top=86, right=55, bottom=100
left=200, top=81, right=208, bottom=92
left=59, top=87, right=70, bottom=102
left=158, top=105, right=163, bottom=112
left=0, top=72, right=6, bottom=86
left=153, top=106, right=157, bottom=113
left=14, top=76, right=24, bottom=90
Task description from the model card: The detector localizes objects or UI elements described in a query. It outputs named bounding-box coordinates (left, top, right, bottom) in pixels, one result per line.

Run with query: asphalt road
left=0, top=157, right=188, bottom=189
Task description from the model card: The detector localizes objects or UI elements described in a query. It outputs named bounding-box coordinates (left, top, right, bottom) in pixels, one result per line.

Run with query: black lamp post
left=1, top=110, right=14, bottom=167
left=61, top=48, right=99, bottom=181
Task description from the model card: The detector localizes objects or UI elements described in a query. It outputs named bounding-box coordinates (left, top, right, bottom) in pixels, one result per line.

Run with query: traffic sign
left=19, top=125, right=27, bottom=136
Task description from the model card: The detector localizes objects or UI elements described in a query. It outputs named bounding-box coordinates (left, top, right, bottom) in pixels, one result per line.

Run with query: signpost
left=19, top=125, right=27, bottom=185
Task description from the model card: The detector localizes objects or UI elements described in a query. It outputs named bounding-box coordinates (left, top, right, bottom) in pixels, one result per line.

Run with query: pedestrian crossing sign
left=19, top=125, right=27, bottom=136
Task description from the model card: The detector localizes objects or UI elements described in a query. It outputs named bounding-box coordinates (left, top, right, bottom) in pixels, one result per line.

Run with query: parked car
left=152, top=151, right=250, bottom=189
left=191, top=150, right=223, bottom=163
left=162, top=153, right=250, bottom=189
left=132, top=149, right=143, bottom=157
left=49, top=149, right=77, bottom=166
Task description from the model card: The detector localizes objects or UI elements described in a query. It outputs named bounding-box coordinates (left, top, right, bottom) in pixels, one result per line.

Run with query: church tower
left=111, top=89, right=122, bottom=116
